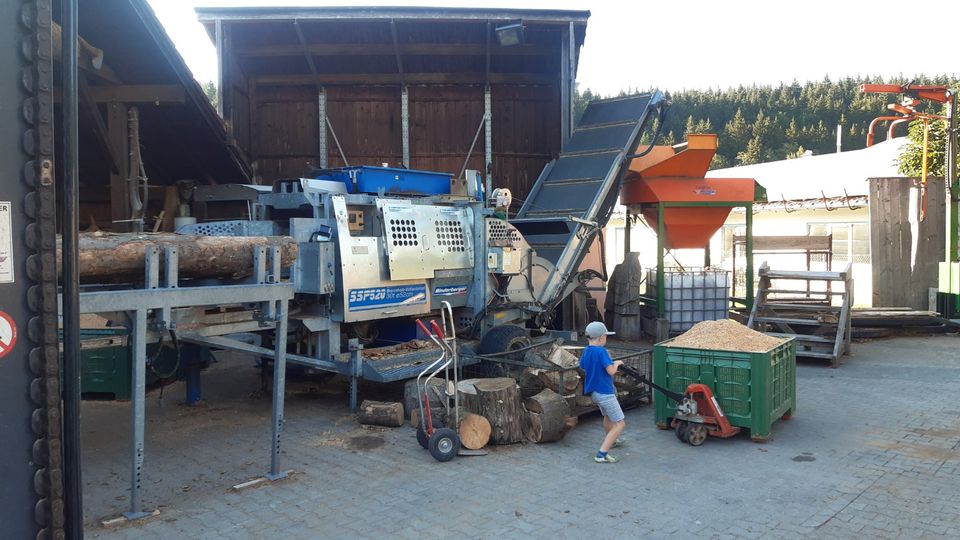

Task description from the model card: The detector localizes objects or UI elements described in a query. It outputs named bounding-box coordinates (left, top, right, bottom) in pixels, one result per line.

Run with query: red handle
left=429, top=320, right=445, bottom=339
left=415, top=319, right=433, bottom=338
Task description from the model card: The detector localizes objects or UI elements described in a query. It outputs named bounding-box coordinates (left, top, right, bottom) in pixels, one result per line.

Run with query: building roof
left=195, top=6, right=589, bottom=87
left=706, top=138, right=908, bottom=202
left=72, top=0, right=251, bottom=185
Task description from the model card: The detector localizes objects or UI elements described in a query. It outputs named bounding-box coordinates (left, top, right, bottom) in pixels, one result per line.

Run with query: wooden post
left=107, top=101, right=129, bottom=232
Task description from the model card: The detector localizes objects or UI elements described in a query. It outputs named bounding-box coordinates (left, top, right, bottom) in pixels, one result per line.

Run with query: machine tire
left=428, top=428, right=461, bottom=462
left=686, top=423, right=708, bottom=446
left=674, top=420, right=689, bottom=442
left=478, top=325, right=532, bottom=360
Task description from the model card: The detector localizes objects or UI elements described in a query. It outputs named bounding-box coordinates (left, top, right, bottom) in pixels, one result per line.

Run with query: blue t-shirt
left=579, top=345, right=615, bottom=395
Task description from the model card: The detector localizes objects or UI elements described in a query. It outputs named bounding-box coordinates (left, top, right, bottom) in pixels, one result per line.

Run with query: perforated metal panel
left=379, top=202, right=474, bottom=280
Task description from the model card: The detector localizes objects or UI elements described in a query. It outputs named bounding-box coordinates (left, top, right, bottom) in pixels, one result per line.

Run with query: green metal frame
left=652, top=200, right=754, bottom=317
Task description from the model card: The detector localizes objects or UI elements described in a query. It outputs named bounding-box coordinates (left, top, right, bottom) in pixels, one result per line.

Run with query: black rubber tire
left=674, top=420, right=689, bottom=442
left=478, top=325, right=532, bottom=359
left=686, top=423, right=708, bottom=446
left=416, top=416, right=444, bottom=450
left=428, top=427, right=461, bottom=462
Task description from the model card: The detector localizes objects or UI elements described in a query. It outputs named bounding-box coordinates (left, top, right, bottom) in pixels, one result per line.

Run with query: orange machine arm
left=860, top=83, right=951, bottom=104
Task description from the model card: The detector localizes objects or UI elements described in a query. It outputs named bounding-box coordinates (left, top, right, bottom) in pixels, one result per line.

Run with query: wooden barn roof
left=196, top=6, right=589, bottom=87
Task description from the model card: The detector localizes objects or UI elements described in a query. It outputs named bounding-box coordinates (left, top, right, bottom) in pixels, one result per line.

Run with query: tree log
left=58, top=232, right=298, bottom=283
left=404, top=378, right=447, bottom=420
left=357, top=400, right=404, bottom=427
left=518, top=368, right=546, bottom=399
left=536, top=370, right=580, bottom=395
left=456, top=378, right=484, bottom=414
left=464, top=378, right=524, bottom=445
left=523, top=389, right=571, bottom=443
left=443, top=407, right=491, bottom=450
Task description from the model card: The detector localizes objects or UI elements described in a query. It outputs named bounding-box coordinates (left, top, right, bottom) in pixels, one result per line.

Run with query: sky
left=147, top=0, right=958, bottom=96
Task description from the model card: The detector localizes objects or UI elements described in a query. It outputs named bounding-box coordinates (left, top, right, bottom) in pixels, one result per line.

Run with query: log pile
left=59, top=232, right=298, bottom=283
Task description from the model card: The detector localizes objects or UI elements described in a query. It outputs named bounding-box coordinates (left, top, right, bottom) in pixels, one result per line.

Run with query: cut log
left=404, top=378, right=447, bottom=420
left=470, top=378, right=524, bottom=445
left=536, top=370, right=580, bottom=395
left=58, top=232, right=298, bottom=283
left=357, top=400, right=404, bottom=427
left=444, top=407, right=491, bottom=450
left=518, top=368, right=546, bottom=399
left=456, top=378, right=484, bottom=414
left=522, top=389, right=571, bottom=443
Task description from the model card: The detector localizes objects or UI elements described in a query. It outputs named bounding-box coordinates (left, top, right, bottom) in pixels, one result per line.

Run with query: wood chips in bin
left=666, top=319, right=786, bottom=353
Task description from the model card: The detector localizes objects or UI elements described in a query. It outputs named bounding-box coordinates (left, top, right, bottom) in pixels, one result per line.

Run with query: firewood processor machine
left=181, top=93, right=669, bottom=408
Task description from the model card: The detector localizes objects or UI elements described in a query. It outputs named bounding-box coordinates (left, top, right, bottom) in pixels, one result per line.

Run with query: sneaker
left=612, top=439, right=625, bottom=448
left=594, top=453, right=619, bottom=463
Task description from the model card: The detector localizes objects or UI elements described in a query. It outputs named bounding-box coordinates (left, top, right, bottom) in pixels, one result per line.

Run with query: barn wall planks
left=245, top=82, right=559, bottom=199
left=869, top=177, right=945, bottom=310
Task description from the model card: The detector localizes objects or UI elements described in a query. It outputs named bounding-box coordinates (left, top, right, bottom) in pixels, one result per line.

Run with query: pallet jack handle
left=618, top=363, right=686, bottom=404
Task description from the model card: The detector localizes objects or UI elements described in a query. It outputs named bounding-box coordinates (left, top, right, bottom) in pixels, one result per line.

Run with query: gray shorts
left=591, top=392, right=625, bottom=423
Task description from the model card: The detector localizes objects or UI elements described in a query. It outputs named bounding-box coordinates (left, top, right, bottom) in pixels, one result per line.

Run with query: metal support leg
left=183, top=345, right=203, bottom=406
left=268, top=299, right=289, bottom=480
left=124, top=308, right=150, bottom=520
left=348, top=338, right=362, bottom=411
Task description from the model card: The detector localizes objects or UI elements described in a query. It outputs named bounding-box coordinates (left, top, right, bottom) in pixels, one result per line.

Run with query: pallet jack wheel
left=674, top=420, right=689, bottom=442
left=428, top=427, right=461, bottom=462
left=686, top=423, right=708, bottom=446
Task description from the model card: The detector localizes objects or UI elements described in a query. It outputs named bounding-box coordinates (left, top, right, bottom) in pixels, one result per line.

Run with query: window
left=807, top=222, right=869, bottom=264
left=721, top=224, right=746, bottom=262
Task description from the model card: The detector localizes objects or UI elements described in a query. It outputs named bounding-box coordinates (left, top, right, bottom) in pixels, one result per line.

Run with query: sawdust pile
left=667, top=319, right=786, bottom=353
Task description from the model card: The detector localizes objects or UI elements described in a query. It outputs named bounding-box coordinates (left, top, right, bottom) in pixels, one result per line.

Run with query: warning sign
left=0, top=201, right=13, bottom=284
left=0, top=311, right=17, bottom=358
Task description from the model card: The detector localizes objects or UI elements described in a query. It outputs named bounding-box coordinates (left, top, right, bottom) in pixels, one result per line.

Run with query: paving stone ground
left=81, top=335, right=960, bottom=539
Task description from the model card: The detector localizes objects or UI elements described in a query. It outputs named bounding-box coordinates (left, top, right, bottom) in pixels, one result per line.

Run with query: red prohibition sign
left=0, top=310, right=18, bottom=358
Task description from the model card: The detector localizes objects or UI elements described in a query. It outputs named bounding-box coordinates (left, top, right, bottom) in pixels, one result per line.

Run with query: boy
left=579, top=321, right=624, bottom=463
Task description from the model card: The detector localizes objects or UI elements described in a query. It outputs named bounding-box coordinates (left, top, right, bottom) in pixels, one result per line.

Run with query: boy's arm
left=603, top=350, right=623, bottom=376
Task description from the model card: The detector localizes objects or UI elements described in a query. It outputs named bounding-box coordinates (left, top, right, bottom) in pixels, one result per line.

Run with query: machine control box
left=487, top=247, right=522, bottom=275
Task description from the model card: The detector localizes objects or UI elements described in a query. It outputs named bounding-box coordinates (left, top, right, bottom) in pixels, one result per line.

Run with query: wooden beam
left=107, top=102, right=131, bottom=232
left=78, top=77, right=122, bottom=174
left=86, top=85, right=185, bottom=104
left=253, top=72, right=555, bottom=86
left=292, top=20, right=318, bottom=75
left=234, top=42, right=552, bottom=57
left=389, top=20, right=404, bottom=82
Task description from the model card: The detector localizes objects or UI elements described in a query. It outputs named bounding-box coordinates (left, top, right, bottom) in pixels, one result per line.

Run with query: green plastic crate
left=653, top=337, right=796, bottom=441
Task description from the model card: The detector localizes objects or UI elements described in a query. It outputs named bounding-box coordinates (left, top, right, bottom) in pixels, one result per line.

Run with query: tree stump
left=460, top=378, right=524, bottom=445
left=357, top=400, right=404, bottom=427
left=517, top=368, right=546, bottom=398
left=523, top=389, right=571, bottom=443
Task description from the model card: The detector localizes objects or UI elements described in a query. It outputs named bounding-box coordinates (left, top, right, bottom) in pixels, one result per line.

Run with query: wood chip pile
left=667, top=319, right=786, bottom=353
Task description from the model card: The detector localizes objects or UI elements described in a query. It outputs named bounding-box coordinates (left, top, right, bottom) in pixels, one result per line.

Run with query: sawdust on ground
left=666, top=319, right=786, bottom=353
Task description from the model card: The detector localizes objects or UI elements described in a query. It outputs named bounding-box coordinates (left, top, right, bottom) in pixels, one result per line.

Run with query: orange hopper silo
left=620, top=134, right=760, bottom=249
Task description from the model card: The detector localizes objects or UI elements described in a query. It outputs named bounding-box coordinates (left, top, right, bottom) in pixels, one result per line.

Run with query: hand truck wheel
left=674, top=420, right=689, bottom=443
left=428, top=427, right=461, bottom=462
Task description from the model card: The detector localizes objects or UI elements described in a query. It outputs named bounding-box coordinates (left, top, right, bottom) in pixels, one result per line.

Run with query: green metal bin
left=653, top=337, right=796, bottom=441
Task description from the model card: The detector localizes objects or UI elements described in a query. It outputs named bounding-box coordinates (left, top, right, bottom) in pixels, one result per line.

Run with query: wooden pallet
left=747, top=263, right=853, bottom=367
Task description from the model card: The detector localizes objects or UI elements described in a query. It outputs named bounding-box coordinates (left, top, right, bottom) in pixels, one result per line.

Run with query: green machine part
left=68, top=329, right=178, bottom=401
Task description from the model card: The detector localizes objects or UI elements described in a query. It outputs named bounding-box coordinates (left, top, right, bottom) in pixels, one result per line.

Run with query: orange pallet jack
left=620, top=364, right=739, bottom=446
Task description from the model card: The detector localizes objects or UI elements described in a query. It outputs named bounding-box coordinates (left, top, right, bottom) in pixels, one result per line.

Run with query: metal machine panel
left=331, top=196, right=430, bottom=322
left=295, top=242, right=336, bottom=294
left=379, top=202, right=474, bottom=280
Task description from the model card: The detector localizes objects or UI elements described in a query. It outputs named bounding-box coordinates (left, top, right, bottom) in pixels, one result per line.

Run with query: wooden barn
left=196, top=6, right=590, bottom=202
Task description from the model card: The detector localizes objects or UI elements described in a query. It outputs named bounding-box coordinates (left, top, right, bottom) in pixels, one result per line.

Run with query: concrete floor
left=82, top=335, right=960, bottom=539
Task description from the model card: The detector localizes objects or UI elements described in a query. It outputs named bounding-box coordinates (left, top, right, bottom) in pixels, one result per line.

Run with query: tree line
left=575, top=75, right=958, bottom=171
